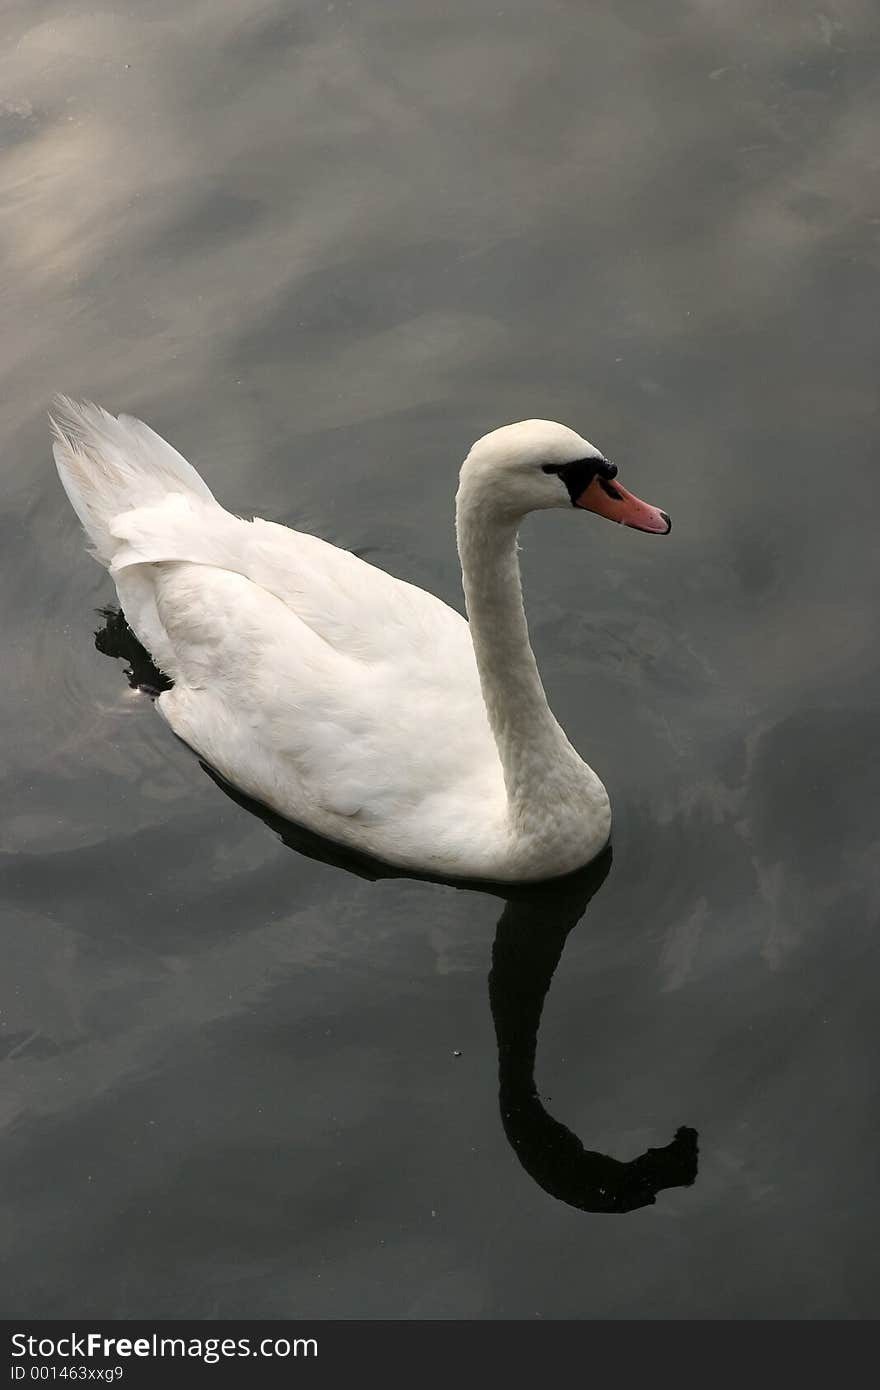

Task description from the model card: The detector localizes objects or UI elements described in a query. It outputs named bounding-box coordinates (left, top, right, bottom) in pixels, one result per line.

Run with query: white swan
left=51, top=400, right=670, bottom=883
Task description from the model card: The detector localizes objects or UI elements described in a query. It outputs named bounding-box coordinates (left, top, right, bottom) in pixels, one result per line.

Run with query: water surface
left=2, top=0, right=879, bottom=1318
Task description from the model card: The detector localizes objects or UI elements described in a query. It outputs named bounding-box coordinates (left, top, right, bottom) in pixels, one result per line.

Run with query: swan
left=51, top=400, right=670, bottom=883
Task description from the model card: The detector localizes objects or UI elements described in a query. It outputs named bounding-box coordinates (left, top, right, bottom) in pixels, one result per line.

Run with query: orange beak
left=575, top=476, right=671, bottom=534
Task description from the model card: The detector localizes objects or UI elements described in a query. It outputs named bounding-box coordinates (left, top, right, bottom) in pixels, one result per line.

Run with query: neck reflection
left=490, top=860, right=697, bottom=1214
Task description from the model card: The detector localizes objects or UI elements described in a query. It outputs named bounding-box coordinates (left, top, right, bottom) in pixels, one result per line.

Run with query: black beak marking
left=542, top=455, right=614, bottom=506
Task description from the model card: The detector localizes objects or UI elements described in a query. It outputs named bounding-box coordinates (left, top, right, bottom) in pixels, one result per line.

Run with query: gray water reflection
left=2, top=0, right=879, bottom=1317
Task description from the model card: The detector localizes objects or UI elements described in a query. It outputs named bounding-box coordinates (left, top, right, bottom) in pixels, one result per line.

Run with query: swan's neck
left=456, top=480, right=604, bottom=842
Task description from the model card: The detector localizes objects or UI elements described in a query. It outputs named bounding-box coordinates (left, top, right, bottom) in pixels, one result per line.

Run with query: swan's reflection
left=94, top=607, right=698, bottom=1215
left=489, top=864, right=697, bottom=1212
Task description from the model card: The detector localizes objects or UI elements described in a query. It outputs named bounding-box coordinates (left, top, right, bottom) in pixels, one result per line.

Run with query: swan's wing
left=108, top=498, right=502, bottom=838
left=142, top=562, right=499, bottom=842
left=110, top=494, right=465, bottom=665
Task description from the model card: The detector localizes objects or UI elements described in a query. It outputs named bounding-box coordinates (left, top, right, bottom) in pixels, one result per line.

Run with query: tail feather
left=50, top=396, right=217, bottom=566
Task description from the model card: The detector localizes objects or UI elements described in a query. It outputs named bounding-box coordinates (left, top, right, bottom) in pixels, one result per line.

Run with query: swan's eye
left=541, top=456, right=608, bottom=505
left=541, top=456, right=616, bottom=479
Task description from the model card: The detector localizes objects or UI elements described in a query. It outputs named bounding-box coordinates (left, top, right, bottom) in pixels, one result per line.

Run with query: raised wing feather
left=142, top=560, right=498, bottom=843
left=110, top=494, right=467, bottom=666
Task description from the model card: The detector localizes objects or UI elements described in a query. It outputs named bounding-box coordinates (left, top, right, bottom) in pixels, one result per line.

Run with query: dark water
left=2, top=0, right=879, bottom=1318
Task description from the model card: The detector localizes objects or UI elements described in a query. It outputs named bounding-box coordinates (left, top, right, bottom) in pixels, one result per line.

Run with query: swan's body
left=51, top=400, right=669, bottom=882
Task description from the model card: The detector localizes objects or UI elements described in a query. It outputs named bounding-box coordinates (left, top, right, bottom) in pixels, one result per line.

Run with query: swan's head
left=459, top=419, right=671, bottom=533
